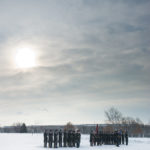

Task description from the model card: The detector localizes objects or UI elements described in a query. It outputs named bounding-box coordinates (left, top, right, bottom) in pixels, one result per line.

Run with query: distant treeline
left=0, top=123, right=150, bottom=137
left=1, top=107, right=150, bottom=137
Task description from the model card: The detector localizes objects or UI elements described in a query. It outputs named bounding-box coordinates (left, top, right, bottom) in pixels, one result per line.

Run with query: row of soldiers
left=90, top=130, right=128, bottom=147
left=44, top=129, right=81, bottom=148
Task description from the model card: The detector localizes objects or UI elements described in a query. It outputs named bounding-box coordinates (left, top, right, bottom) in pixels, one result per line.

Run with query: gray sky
left=0, top=0, right=150, bottom=126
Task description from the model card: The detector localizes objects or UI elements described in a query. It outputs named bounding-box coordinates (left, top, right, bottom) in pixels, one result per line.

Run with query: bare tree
left=121, top=116, right=144, bottom=137
left=13, top=122, right=22, bottom=133
left=135, top=118, right=143, bottom=125
left=103, top=125, right=113, bottom=133
left=122, top=116, right=135, bottom=125
left=12, top=122, right=27, bottom=133
left=64, top=122, right=75, bottom=131
left=105, top=107, right=123, bottom=124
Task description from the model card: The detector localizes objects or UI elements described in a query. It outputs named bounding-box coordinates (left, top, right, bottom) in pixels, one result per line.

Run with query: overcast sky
left=0, top=0, right=150, bottom=126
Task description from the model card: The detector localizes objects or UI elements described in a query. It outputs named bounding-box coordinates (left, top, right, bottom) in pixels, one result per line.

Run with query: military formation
left=90, top=130, right=128, bottom=147
left=44, top=129, right=81, bottom=148
left=43, top=127, right=128, bottom=148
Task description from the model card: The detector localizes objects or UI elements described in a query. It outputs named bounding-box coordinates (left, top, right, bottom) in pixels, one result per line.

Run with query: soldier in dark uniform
left=115, top=130, right=119, bottom=147
left=106, top=133, right=108, bottom=144
left=59, top=129, right=62, bottom=147
left=104, top=132, right=106, bottom=145
left=122, top=130, right=124, bottom=144
left=104, top=133, right=106, bottom=144
left=72, top=130, right=76, bottom=147
left=108, top=133, right=111, bottom=144
left=95, top=132, right=99, bottom=145
left=103, top=132, right=106, bottom=144
left=101, top=131, right=104, bottom=145
left=125, top=130, right=128, bottom=145
left=93, top=132, right=96, bottom=146
left=114, top=130, right=119, bottom=147
left=44, top=130, right=48, bottom=147
left=54, top=129, right=58, bottom=148
left=76, top=130, right=81, bottom=148
left=110, top=132, right=114, bottom=145
left=99, top=131, right=102, bottom=145
left=97, top=131, right=100, bottom=145
left=70, top=130, right=73, bottom=147
left=119, top=130, right=122, bottom=144
left=67, top=130, right=71, bottom=147
left=48, top=130, right=53, bottom=148
left=63, top=129, right=67, bottom=147
left=90, top=130, right=94, bottom=146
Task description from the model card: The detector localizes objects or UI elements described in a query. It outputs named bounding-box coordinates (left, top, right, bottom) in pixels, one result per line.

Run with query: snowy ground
left=0, top=133, right=150, bottom=150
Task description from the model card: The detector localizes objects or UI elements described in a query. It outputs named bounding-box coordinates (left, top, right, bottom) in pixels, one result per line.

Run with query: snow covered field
left=0, top=133, right=150, bottom=150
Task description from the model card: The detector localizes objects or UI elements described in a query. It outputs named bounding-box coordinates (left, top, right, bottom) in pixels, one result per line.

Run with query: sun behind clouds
left=15, top=47, right=36, bottom=69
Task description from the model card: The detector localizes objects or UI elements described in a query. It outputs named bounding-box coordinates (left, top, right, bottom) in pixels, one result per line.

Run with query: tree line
left=0, top=107, right=150, bottom=137
left=104, top=107, right=145, bottom=137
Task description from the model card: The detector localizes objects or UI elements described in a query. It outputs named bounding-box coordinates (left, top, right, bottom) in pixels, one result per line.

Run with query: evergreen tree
left=20, top=123, right=27, bottom=133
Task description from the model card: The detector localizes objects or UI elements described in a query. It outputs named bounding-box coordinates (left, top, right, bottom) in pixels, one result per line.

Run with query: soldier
left=93, top=132, right=96, bottom=146
left=108, top=133, right=111, bottom=144
left=119, top=130, right=122, bottom=144
left=59, top=129, right=62, bottom=147
left=43, top=130, right=48, bottom=148
left=48, top=130, right=53, bottom=148
left=122, top=130, right=124, bottom=144
left=70, top=130, right=73, bottom=147
left=114, top=130, right=119, bottom=147
left=101, top=131, right=104, bottom=145
left=76, top=130, right=81, bottom=148
left=104, top=133, right=106, bottom=144
left=90, top=130, right=94, bottom=146
left=68, top=130, right=71, bottom=147
left=125, top=130, right=128, bottom=145
left=63, top=129, right=67, bottom=147
left=98, top=131, right=102, bottom=145
left=104, top=132, right=107, bottom=145
left=110, top=132, right=114, bottom=145
left=98, top=131, right=101, bottom=145
left=54, top=129, right=58, bottom=148
left=95, top=132, right=99, bottom=145
left=72, top=130, right=76, bottom=147
left=106, top=133, right=108, bottom=145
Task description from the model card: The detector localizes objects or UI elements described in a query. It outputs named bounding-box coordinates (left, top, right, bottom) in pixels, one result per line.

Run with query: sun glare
left=15, top=47, right=36, bottom=68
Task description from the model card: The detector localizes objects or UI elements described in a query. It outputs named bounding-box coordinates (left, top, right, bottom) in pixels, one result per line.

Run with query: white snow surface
left=0, top=133, right=150, bottom=150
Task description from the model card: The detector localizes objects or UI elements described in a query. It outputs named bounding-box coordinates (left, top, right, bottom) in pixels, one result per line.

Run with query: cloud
left=0, top=0, right=150, bottom=125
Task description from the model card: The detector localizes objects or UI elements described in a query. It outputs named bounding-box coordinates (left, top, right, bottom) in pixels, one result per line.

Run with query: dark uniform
left=76, top=130, right=81, bottom=148
left=54, top=130, right=58, bottom=148
left=99, top=131, right=102, bottom=145
left=106, top=133, right=108, bottom=144
left=114, top=130, right=119, bottom=147
left=118, top=130, right=122, bottom=145
left=93, top=132, right=96, bottom=146
left=59, top=129, right=62, bottom=147
left=103, top=133, right=106, bottom=144
left=72, top=130, right=76, bottom=147
left=68, top=130, right=71, bottom=147
left=101, top=131, right=104, bottom=144
left=70, top=130, right=73, bottom=147
left=125, top=131, right=128, bottom=145
left=90, top=130, right=94, bottom=146
left=48, top=130, right=53, bottom=148
left=63, top=130, right=67, bottom=147
left=44, top=130, right=47, bottom=147
left=122, top=131, right=124, bottom=144
left=111, top=132, right=114, bottom=145
left=95, top=133, right=99, bottom=145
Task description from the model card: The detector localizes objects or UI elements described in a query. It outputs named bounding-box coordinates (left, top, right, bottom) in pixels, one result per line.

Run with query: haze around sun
left=15, top=47, right=36, bottom=69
